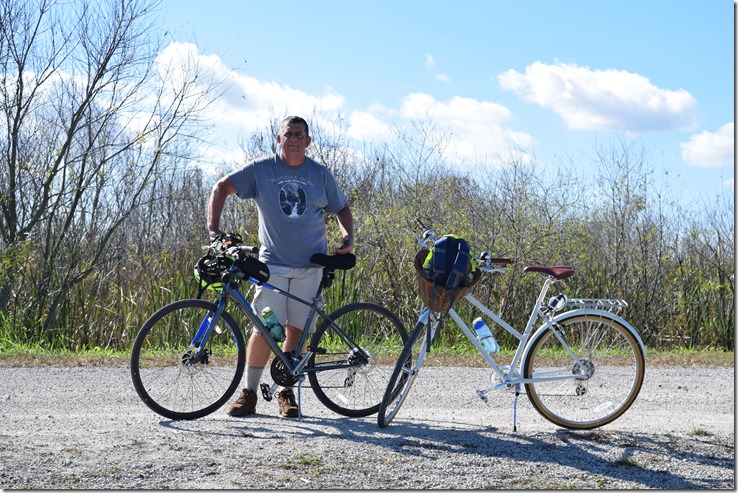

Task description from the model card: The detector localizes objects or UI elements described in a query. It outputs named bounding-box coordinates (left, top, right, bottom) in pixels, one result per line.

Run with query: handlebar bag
left=237, top=256, right=270, bottom=284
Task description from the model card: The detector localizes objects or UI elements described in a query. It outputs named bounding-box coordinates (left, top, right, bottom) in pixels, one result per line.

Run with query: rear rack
left=566, top=298, right=628, bottom=314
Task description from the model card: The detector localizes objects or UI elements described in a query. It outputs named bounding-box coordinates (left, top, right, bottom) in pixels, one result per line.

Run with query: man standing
left=207, top=116, right=354, bottom=417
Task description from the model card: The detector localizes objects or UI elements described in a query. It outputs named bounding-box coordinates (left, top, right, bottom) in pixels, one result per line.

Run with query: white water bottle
left=472, top=317, right=499, bottom=355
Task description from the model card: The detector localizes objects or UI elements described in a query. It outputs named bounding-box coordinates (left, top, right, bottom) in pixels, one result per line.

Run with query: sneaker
left=226, top=388, right=257, bottom=416
left=277, top=389, right=299, bottom=418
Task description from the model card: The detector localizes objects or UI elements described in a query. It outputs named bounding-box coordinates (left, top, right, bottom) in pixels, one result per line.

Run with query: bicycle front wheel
left=377, top=315, right=435, bottom=428
left=523, top=313, right=645, bottom=429
left=130, top=299, right=246, bottom=420
left=307, top=302, right=407, bottom=417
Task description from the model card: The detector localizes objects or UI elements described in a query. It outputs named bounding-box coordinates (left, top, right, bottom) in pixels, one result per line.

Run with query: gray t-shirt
left=227, top=154, right=347, bottom=268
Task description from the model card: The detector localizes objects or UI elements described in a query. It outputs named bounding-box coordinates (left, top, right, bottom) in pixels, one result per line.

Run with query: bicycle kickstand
left=296, top=374, right=306, bottom=419
left=512, top=384, right=521, bottom=432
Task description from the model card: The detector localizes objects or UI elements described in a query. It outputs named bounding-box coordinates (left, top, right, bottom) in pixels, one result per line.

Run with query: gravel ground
left=0, top=364, right=733, bottom=489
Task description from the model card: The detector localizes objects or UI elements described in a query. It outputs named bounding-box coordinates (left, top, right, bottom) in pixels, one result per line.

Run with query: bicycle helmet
left=194, top=252, right=233, bottom=291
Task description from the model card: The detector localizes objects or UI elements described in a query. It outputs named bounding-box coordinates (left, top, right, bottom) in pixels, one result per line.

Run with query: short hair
left=281, top=116, right=309, bottom=136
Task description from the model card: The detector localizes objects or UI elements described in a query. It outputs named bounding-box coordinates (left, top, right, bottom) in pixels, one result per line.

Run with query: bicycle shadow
left=161, top=414, right=731, bottom=489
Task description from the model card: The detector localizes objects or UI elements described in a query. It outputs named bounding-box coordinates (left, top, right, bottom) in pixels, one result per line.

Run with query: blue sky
left=159, top=0, right=734, bottom=202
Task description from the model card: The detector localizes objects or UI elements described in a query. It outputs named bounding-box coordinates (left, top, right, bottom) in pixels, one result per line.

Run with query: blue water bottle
left=261, top=307, right=285, bottom=342
left=472, top=317, right=499, bottom=355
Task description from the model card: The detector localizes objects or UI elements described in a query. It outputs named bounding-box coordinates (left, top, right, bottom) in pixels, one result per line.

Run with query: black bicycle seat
left=310, top=253, right=356, bottom=271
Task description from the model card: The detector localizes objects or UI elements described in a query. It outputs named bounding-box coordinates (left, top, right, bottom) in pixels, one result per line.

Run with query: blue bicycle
left=131, top=233, right=408, bottom=420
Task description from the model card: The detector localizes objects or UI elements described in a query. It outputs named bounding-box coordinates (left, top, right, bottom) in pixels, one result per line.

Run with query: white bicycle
left=377, top=219, right=646, bottom=430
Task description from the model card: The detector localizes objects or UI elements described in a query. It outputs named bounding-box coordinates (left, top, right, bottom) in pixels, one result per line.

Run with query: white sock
left=245, top=366, right=264, bottom=392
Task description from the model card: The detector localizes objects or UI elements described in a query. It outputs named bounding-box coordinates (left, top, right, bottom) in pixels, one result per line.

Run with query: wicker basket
left=414, top=249, right=481, bottom=312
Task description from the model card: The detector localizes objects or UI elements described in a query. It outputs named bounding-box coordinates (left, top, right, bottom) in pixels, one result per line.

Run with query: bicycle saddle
left=310, top=253, right=357, bottom=271
left=524, top=265, right=575, bottom=280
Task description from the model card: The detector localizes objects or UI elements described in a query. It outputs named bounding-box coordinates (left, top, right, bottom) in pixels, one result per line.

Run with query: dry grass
left=0, top=352, right=131, bottom=368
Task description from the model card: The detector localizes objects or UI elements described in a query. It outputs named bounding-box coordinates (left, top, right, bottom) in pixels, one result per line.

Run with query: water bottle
left=472, top=317, right=499, bottom=355
left=261, top=307, right=285, bottom=342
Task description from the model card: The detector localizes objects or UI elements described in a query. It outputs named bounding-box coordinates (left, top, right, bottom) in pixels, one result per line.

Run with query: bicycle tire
left=522, top=313, right=645, bottom=429
left=377, top=316, right=434, bottom=428
left=130, top=299, right=246, bottom=420
left=307, top=302, right=408, bottom=417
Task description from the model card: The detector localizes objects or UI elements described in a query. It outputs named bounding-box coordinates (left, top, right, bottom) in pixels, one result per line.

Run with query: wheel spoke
left=131, top=300, right=245, bottom=420
left=307, top=302, right=407, bottom=417
left=524, top=314, right=644, bottom=429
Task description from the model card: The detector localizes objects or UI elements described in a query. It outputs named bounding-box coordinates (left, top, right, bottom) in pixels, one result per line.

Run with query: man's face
left=277, top=122, right=311, bottom=156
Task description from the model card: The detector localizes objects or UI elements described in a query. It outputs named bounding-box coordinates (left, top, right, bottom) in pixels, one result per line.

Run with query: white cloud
left=401, top=93, right=512, bottom=122
left=153, top=42, right=535, bottom=167
left=425, top=54, right=449, bottom=83
left=399, top=93, right=535, bottom=163
left=156, top=42, right=345, bottom=130
left=680, top=123, right=734, bottom=168
left=347, top=111, right=393, bottom=141
left=425, top=54, right=436, bottom=70
left=498, top=61, right=698, bottom=133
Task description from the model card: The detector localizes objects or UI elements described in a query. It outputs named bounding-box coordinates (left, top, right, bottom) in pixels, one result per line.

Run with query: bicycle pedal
left=260, top=383, right=273, bottom=402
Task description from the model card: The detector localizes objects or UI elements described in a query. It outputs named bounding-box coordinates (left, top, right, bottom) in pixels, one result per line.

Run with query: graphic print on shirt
left=279, top=180, right=307, bottom=220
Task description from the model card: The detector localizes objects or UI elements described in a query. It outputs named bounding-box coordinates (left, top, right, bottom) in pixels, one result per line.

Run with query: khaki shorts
left=251, top=265, right=323, bottom=334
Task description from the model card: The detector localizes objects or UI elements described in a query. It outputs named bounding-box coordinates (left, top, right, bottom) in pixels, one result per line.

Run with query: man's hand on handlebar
left=209, top=232, right=243, bottom=245
left=207, top=232, right=244, bottom=254
left=334, top=235, right=354, bottom=254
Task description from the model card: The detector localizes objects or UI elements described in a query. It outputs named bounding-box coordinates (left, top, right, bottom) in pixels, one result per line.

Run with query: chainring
left=270, top=353, right=299, bottom=387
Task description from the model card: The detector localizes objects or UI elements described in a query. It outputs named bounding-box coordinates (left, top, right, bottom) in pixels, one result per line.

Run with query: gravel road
left=0, top=364, right=733, bottom=489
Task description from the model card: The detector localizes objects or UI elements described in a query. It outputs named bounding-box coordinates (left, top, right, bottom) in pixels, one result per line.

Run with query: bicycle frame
left=411, top=222, right=644, bottom=397
left=444, top=277, right=591, bottom=392
left=190, top=265, right=358, bottom=382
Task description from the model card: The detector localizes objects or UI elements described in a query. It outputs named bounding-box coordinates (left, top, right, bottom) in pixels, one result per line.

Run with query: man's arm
left=334, top=203, right=354, bottom=254
left=208, top=176, right=237, bottom=237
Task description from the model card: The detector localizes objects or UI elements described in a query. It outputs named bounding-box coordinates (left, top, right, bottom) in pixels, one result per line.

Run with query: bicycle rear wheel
left=523, top=313, right=645, bottom=429
left=377, top=313, right=436, bottom=428
left=130, top=299, right=245, bottom=420
left=307, top=302, right=407, bottom=417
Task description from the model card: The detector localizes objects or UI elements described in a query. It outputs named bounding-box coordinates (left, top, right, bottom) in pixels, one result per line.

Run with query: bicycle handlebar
left=205, top=232, right=259, bottom=258
left=209, top=231, right=243, bottom=245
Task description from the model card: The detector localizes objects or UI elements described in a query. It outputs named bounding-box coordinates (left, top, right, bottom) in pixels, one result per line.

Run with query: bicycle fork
left=185, top=297, right=229, bottom=365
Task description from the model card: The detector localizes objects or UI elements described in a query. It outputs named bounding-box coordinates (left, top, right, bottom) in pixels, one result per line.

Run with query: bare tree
left=0, top=0, right=224, bottom=335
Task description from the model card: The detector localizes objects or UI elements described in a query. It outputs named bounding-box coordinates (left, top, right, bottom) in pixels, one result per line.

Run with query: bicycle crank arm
left=476, top=381, right=517, bottom=397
